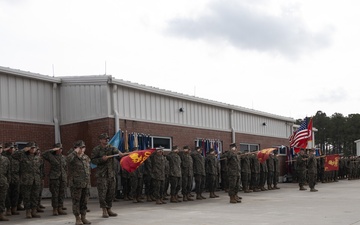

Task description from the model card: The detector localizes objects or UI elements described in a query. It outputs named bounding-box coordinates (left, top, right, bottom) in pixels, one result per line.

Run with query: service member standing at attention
left=67, top=140, right=91, bottom=225
left=151, top=147, right=167, bottom=204
left=42, top=143, right=68, bottom=216
left=179, top=146, right=194, bottom=202
left=226, top=143, right=241, bottom=203
left=307, top=149, right=318, bottom=192
left=91, top=133, right=127, bottom=218
left=296, top=149, right=308, bottom=191
left=0, top=143, right=11, bottom=221
left=12, top=142, right=42, bottom=219
left=191, top=146, right=206, bottom=200
left=166, top=146, right=182, bottom=203
left=205, top=148, right=219, bottom=198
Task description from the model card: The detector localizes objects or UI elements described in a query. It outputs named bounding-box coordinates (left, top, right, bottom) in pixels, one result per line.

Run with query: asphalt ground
left=3, top=179, right=360, bottom=225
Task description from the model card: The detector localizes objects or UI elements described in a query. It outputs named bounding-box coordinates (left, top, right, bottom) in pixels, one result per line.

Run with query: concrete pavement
left=3, top=179, right=360, bottom=225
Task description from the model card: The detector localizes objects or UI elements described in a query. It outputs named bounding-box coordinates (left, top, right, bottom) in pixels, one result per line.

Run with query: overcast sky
left=1, top=0, right=359, bottom=120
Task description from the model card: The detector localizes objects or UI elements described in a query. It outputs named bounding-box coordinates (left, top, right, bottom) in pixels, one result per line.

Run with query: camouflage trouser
left=97, top=177, right=116, bottom=208
left=181, top=175, right=192, bottom=195
left=21, top=182, right=40, bottom=210
left=297, top=170, right=306, bottom=187
left=308, top=173, right=316, bottom=189
left=152, top=179, right=164, bottom=199
left=169, top=176, right=181, bottom=196
left=70, top=187, right=88, bottom=216
left=0, top=183, right=9, bottom=213
left=143, top=174, right=153, bottom=196
left=207, top=174, right=217, bottom=192
left=228, top=175, right=240, bottom=196
left=130, top=176, right=143, bottom=198
left=5, top=182, right=19, bottom=208
left=121, top=177, right=131, bottom=196
left=260, top=171, right=267, bottom=187
left=163, top=175, right=169, bottom=196
left=273, top=172, right=280, bottom=186
left=49, top=178, right=67, bottom=208
left=250, top=172, right=259, bottom=189
left=241, top=172, right=250, bottom=189
left=267, top=171, right=274, bottom=187
left=194, top=174, right=205, bottom=195
left=221, top=171, right=229, bottom=190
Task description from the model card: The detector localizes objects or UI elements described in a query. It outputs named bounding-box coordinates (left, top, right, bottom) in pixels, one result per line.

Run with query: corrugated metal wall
left=116, top=86, right=230, bottom=131
left=59, top=84, right=110, bottom=124
left=0, top=73, right=54, bottom=124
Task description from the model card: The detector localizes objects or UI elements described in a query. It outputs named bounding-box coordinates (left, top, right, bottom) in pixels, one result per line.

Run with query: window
left=274, top=145, right=287, bottom=156
left=239, top=143, right=259, bottom=153
left=151, top=136, right=172, bottom=151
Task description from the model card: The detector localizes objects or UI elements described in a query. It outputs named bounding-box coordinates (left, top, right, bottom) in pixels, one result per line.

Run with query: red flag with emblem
left=324, top=154, right=339, bottom=171
left=257, top=148, right=277, bottom=163
left=120, top=149, right=155, bottom=173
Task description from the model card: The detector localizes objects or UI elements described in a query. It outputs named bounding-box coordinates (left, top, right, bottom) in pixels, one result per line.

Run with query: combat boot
left=31, top=208, right=41, bottom=218
left=200, top=193, right=206, bottom=199
left=196, top=194, right=202, bottom=200
left=11, top=207, right=19, bottom=215
left=156, top=199, right=162, bottom=204
left=229, top=195, right=237, bottom=204
left=0, top=213, right=9, bottom=221
left=107, top=208, right=117, bottom=217
left=160, top=198, right=167, bottom=204
left=210, top=192, right=216, bottom=198
left=5, top=208, right=11, bottom=216
left=36, top=206, right=44, bottom=213
left=58, top=207, right=67, bottom=215
left=102, top=208, right=109, bottom=218
left=136, top=197, right=143, bottom=203
left=75, top=215, right=83, bottom=225
left=183, top=194, right=188, bottom=202
left=299, top=186, right=307, bottom=191
left=213, top=192, right=219, bottom=198
left=176, top=195, right=182, bottom=202
left=170, top=195, right=177, bottom=203
left=268, top=185, right=273, bottom=190
left=310, top=188, right=318, bottom=192
left=274, top=185, right=280, bottom=189
left=146, top=195, right=152, bottom=202
left=150, top=195, right=156, bottom=201
left=123, top=194, right=129, bottom=201
left=260, top=186, right=267, bottom=191
left=235, top=195, right=242, bottom=203
left=25, top=209, right=32, bottom=218
left=187, top=194, right=194, bottom=201
left=81, top=213, right=91, bottom=224
left=53, top=208, right=59, bottom=216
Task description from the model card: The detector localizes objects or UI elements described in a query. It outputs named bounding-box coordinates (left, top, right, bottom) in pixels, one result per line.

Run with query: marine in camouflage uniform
left=151, top=147, right=167, bottom=204
left=273, top=152, right=280, bottom=189
left=191, top=146, right=206, bottom=200
left=205, top=149, right=219, bottom=198
left=225, top=143, right=241, bottom=203
left=163, top=156, right=170, bottom=197
left=166, top=146, right=182, bottom=203
left=250, top=152, right=261, bottom=192
left=307, top=149, right=318, bottom=192
left=241, top=153, right=252, bottom=193
left=12, top=142, right=42, bottom=219
left=2, top=143, right=20, bottom=216
left=91, top=133, right=125, bottom=218
left=259, top=159, right=268, bottom=191
left=143, top=152, right=154, bottom=202
left=36, top=147, right=46, bottom=213
left=220, top=149, right=229, bottom=192
left=67, top=140, right=91, bottom=225
left=42, top=143, right=68, bottom=215
left=179, top=146, right=194, bottom=201
left=266, top=153, right=275, bottom=190
left=296, top=149, right=308, bottom=190
left=121, top=167, right=131, bottom=200
left=0, top=143, right=11, bottom=221
left=130, top=147, right=144, bottom=203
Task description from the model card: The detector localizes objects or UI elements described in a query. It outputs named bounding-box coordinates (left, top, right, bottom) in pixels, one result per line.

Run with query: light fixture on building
left=262, top=122, right=267, bottom=126
left=179, top=107, right=185, bottom=112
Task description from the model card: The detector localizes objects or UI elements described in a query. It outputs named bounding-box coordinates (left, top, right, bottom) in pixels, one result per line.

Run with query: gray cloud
left=164, top=1, right=333, bottom=58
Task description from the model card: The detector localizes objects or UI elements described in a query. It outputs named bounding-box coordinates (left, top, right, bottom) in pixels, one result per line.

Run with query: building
left=0, top=66, right=296, bottom=194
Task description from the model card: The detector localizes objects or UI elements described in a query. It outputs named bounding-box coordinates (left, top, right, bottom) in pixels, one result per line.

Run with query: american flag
left=289, top=117, right=312, bottom=149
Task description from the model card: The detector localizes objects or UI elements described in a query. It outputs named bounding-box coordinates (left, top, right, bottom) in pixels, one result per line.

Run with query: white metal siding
left=116, top=86, right=229, bottom=130
left=233, top=111, right=291, bottom=138
left=0, top=74, right=53, bottom=124
left=59, top=84, right=110, bottom=124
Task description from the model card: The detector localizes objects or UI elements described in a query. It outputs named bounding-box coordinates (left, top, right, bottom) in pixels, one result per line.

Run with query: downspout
left=230, top=109, right=235, bottom=143
left=53, top=83, right=61, bottom=143
left=112, top=84, right=119, bottom=132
